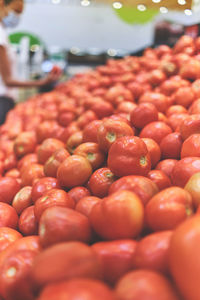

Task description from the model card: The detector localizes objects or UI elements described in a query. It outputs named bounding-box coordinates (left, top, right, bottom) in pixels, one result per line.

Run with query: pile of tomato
left=1, top=35, right=200, bottom=300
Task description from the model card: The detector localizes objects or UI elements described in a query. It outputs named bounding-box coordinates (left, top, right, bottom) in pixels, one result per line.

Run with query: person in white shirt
left=0, top=0, right=61, bottom=124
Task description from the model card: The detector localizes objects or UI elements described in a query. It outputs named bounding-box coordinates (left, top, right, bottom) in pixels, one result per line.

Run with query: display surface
left=1, top=35, right=200, bottom=299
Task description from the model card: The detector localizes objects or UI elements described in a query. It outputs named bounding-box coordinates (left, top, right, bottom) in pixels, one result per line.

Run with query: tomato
left=156, top=159, right=178, bottom=180
left=179, top=59, right=200, bottom=80
left=20, top=164, right=44, bottom=187
left=31, top=242, right=101, bottom=287
left=91, top=100, right=114, bottom=119
left=88, top=168, right=116, bottom=198
left=168, top=113, right=189, bottom=131
left=97, top=119, right=134, bottom=153
left=13, top=131, right=37, bottom=158
left=17, top=154, right=38, bottom=172
left=43, top=148, right=70, bottom=178
left=76, top=110, right=97, bottom=129
left=171, top=157, right=200, bottom=187
left=18, top=206, right=38, bottom=236
left=31, top=177, right=60, bottom=203
left=181, top=134, right=200, bottom=158
left=0, top=203, right=18, bottom=229
left=115, top=269, right=180, bottom=300
left=92, top=240, right=137, bottom=285
left=116, top=101, right=137, bottom=114
left=142, top=138, right=161, bottom=168
left=37, top=279, right=115, bottom=300
left=68, top=186, right=90, bottom=205
left=105, top=85, right=134, bottom=107
left=148, top=170, right=171, bottom=191
left=82, top=120, right=102, bottom=143
left=0, top=228, right=22, bottom=252
left=74, top=142, right=105, bottom=170
left=169, top=215, right=200, bottom=300
left=171, top=87, right=195, bottom=108
left=36, top=121, right=61, bottom=144
left=166, top=105, right=187, bottom=117
left=140, top=121, right=172, bottom=145
left=132, top=231, right=173, bottom=274
left=57, top=111, right=75, bottom=127
left=188, top=99, right=200, bottom=114
left=90, top=190, right=144, bottom=240
left=75, top=196, right=102, bottom=217
left=160, top=132, right=183, bottom=160
left=12, top=186, right=32, bottom=215
left=0, top=177, right=20, bottom=205
left=148, top=69, right=166, bottom=86
left=34, top=188, right=74, bottom=221
left=179, top=114, right=200, bottom=140
left=57, top=155, right=92, bottom=188
left=108, top=136, right=151, bottom=177
left=184, top=172, right=200, bottom=208
left=58, top=122, right=79, bottom=143
left=37, top=138, right=64, bottom=165
left=145, top=187, right=194, bottom=231
left=130, top=103, right=158, bottom=129
left=139, top=92, right=170, bottom=113
left=66, top=131, right=83, bottom=154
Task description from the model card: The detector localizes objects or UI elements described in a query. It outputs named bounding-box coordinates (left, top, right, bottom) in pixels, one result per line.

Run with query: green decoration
left=9, top=31, right=44, bottom=47
left=114, top=6, right=159, bottom=24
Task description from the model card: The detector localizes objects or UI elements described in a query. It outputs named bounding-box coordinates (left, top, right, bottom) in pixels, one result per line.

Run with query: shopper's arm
left=0, top=45, right=59, bottom=88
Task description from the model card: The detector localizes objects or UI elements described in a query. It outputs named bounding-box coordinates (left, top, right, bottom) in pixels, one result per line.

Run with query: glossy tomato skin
left=108, top=136, right=151, bottom=177
left=88, top=168, right=116, bottom=198
left=20, top=164, right=44, bottom=187
left=142, top=138, right=161, bottom=168
left=109, top=175, right=158, bottom=206
left=17, top=154, right=38, bottom=172
left=140, top=121, right=172, bottom=145
left=171, top=157, right=200, bottom=187
left=160, top=132, right=183, bottom=159
left=115, top=269, right=180, bottom=300
left=169, top=215, right=200, bottom=300
left=37, top=279, right=115, bottom=300
left=147, top=170, right=172, bottom=191
left=145, top=187, right=194, bottom=231
left=39, top=206, right=92, bottom=248
left=171, top=86, right=195, bottom=108
left=75, top=196, right=102, bottom=217
left=37, top=138, right=65, bottom=165
left=18, top=206, right=38, bottom=236
left=13, top=131, right=37, bottom=159
left=43, top=148, right=70, bottom=178
left=34, top=188, right=75, bottom=221
left=92, top=240, right=137, bottom=285
left=12, top=186, right=32, bottom=215
left=130, top=103, right=158, bottom=129
left=0, top=177, right=20, bottom=205
left=31, top=177, right=60, bottom=203
left=57, top=155, right=92, bottom=189
left=66, top=131, right=83, bottom=154
left=90, top=190, right=144, bottom=240
left=166, top=105, right=187, bottom=117
left=156, top=159, right=178, bottom=180
left=181, top=134, right=200, bottom=158
left=97, top=119, right=134, bottom=153
left=31, top=242, right=101, bottom=287
left=0, top=203, right=18, bottom=229
left=184, top=172, right=200, bottom=208
left=82, top=120, right=102, bottom=143
left=68, top=186, right=90, bottom=205
left=132, top=231, right=173, bottom=274
left=0, top=228, right=22, bottom=252
left=179, top=114, right=200, bottom=140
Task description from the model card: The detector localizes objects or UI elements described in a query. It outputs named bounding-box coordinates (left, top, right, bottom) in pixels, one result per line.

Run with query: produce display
left=1, top=35, right=200, bottom=300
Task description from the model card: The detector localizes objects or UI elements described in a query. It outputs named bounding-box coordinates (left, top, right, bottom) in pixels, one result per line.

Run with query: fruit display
left=1, top=35, right=200, bottom=299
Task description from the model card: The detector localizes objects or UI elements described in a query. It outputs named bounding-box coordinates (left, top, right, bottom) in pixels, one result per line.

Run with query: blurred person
left=0, top=0, right=61, bottom=124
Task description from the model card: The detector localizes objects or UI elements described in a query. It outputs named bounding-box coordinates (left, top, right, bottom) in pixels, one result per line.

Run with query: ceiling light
left=184, top=9, right=193, bottom=15
left=178, top=0, right=186, bottom=4
left=81, top=0, right=90, bottom=6
left=137, top=4, right=147, bottom=11
left=113, top=2, right=123, bottom=9
left=52, top=0, right=61, bottom=4
left=152, top=0, right=161, bottom=3
left=160, top=6, right=168, bottom=13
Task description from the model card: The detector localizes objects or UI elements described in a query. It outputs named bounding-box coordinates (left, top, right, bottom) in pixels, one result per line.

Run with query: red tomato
left=36, top=121, right=61, bottom=144
left=31, top=242, right=101, bottom=287
left=179, top=59, right=200, bottom=80
left=17, top=154, right=38, bottom=172
left=188, top=99, right=200, bottom=114
left=160, top=132, right=183, bottom=160
left=12, top=186, right=32, bottom=215
left=37, top=279, right=115, bottom=300
left=179, top=114, right=200, bottom=140
left=169, top=215, right=200, bottom=300
left=20, top=164, right=44, bottom=187
left=115, top=269, right=180, bottom=300
left=0, top=203, right=18, bottom=229
left=108, top=136, right=151, bottom=177
left=140, top=121, right=172, bottom=145
left=43, top=148, right=70, bottom=178
left=130, top=103, right=158, bottom=129
left=39, top=206, right=91, bottom=248
left=82, top=120, right=102, bottom=143
left=91, top=100, right=114, bottom=119
left=88, top=168, right=116, bottom=198
left=75, top=196, right=102, bottom=217
left=145, top=187, right=194, bottom=231
left=132, top=231, right=173, bottom=274
left=90, top=190, right=144, bottom=240
left=57, top=111, right=75, bottom=127
left=37, top=138, right=64, bottom=165
left=184, top=172, right=200, bottom=208
left=142, top=138, right=161, bottom=168
left=57, top=155, right=92, bottom=188
left=147, top=170, right=172, bottom=191
left=156, top=159, right=178, bottom=179
left=13, top=131, right=37, bottom=158
left=171, top=87, right=195, bottom=108
left=66, top=131, right=83, bottom=154
left=68, top=186, right=90, bottom=205
left=181, top=134, right=200, bottom=158
left=117, top=101, right=137, bottom=114
left=76, top=110, right=97, bottom=129
left=18, top=206, right=38, bottom=236
left=139, top=92, right=170, bottom=113
left=166, top=105, right=187, bottom=117
left=0, top=228, right=22, bottom=252
left=168, top=113, right=189, bottom=131
left=0, top=177, right=20, bottom=205
left=31, top=177, right=60, bottom=203
left=92, top=240, right=137, bottom=285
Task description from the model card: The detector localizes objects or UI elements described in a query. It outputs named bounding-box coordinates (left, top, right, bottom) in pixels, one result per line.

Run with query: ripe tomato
left=66, top=131, right=83, bottom=154
left=139, top=92, right=170, bottom=113
left=88, top=168, right=115, bottom=198
left=13, top=131, right=37, bottom=158
left=181, top=134, right=200, bottom=158
left=142, top=138, right=161, bottom=168
left=12, top=186, right=32, bottom=215
left=0, top=203, right=18, bottom=229
left=76, top=110, right=97, bottom=129
left=20, top=164, right=44, bottom=187
left=90, top=190, right=144, bottom=240
left=166, top=105, right=187, bottom=117
left=31, top=177, right=60, bottom=203
left=57, top=155, right=92, bottom=188
left=75, top=196, right=102, bottom=217
left=0, top=228, right=22, bottom=252
left=171, top=87, right=195, bottom=108
left=37, top=138, right=64, bottom=165
left=160, top=132, right=183, bottom=159
left=17, top=154, right=38, bottom=172
left=145, top=187, right=194, bottom=231
left=18, top=206, right=38, bottom=236
left=147, top=170, right=171, bottom=191
left=108, top=136, right=151, bottom=177
left=184, top=172, right=200, bottom=208
left=130, top=103, right=158, bottom=129
left=140, top=121, right=172, bottom=145
left=43, top=148, right=70, bottom=178
left=156, top=159, right=178, bottom=179
left=179, top=114, right=200, bottom=140
left=91, top=100, right=114, bottom=119
left=0, top=177, right=20, bottom=205
left=82, top=120, right=102, bottom=143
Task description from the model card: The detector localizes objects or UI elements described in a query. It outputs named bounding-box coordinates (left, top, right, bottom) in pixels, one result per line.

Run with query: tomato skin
left=181, top=134, right=200, bottom=158
left=12, top=186, right=32, bottom=215
left=57, top=155, right=92, bottom=188
left=139, top=92, right=170, bottom=113
left=66, top=131, right=83, bottom=154
left=88, top=168, right=115, bottom=198
left=160, top=132, right=183, bottom=160
left=92, top=240, right=137, bottom=285
left=156, top=159, right=178, bottom=179
left=75, top=196, right=102, bottom=217
left=37, top=279, right=115, bottom=300
left=145, top=187, right=194, bottom=231
left=31, top=242, right=101, bottom=287
left=39, top=206, right=91, bottom=248
left=90, top=190, right=144, bottom=240
left=142, top=138, right=161, bottom=168
left=132, top=231, right=173, bottom=274
left=169, top=215, right=200, bottom=300
left=130, top=103, right=158, bottom=129
left=37, top=138, right=65, bottom=165
left=0, top=177, right=20, bottom=205
left=140, top=121, right=172, bottom=145
left=147, top=170, right=172, bottom=191
left=109, top=175, right=158, bottom=206
left=13, top=131, right=37, bottom=158
left=43, top=148, right=70, bottom=178
left=179, top=114, right=200, bottom=140
left=108, top=136, right=151, bottom=177
left=68, top=186, right=90, bottom=205
left=97, top=119, right=134, bottom=153
left=184, top=172, right=200, bottom=208
left=0, top=203, right=18, bottom=229
left=18, top=206, right=38, bottom=236
left=20, top=164, right=44, bottom=187
left=115, top=269, right=180, bottom=300
left=17, top=154, right=38, bottom=172
left=31, top=177, right=60, bottom=203
left=166, top=105, right=187, bottom=117
left=82, top=120, right=102, bottom=143
left=171, top=86, right=195, bottom=108
left=0, top=228, right=22, bottom=252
